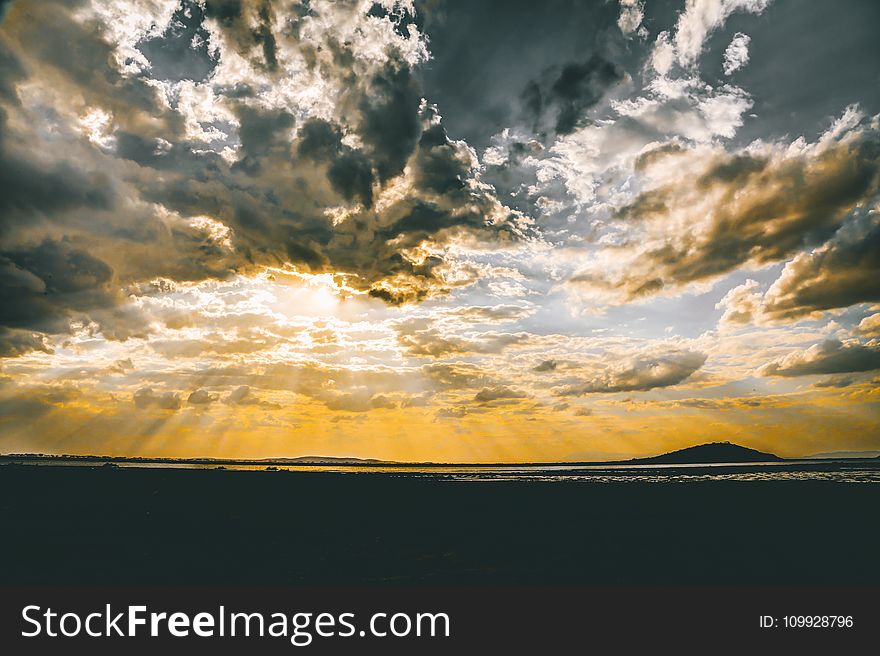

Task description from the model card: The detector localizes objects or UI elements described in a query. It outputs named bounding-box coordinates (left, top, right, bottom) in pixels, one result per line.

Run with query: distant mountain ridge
left=0, top=442, right=789, bottom=467
left=258, top=456, right=390, bottom=465
left=806, top=450, right=880, bottom=460
left=626, top=442, right=782, bottom=465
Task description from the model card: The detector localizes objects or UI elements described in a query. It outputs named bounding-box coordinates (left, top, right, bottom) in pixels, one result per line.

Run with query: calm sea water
left=4, top=458, right=880, bottom=483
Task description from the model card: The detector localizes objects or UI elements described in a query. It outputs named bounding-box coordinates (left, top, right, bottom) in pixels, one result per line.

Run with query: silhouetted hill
left=629, top=442, right=781, bottom=464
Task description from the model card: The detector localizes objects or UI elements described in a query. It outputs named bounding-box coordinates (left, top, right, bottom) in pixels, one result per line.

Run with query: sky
left=0, top=0, right=878, bottom=462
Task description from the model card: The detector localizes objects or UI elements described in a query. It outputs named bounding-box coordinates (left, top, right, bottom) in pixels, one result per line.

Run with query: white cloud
left=78, top=108, right=116, bottom=149
left=722, top=32, right=751, bottom=75
left=78, top=0, right=180, bottom=74
left=651, top=0, right=771, bottom=73
left=536, top=76, right=752, bottom=209
left=857, top=313, right=880, bottom=337
left=650, top=32, right=677, bottom=75
left=564, top=107, right=880, bottom=307
left=716, top=279, right=764, bottom=326
left=618, top=0, right=646, bottom=36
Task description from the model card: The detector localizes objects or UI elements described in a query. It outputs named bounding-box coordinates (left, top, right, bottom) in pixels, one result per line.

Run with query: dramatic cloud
left=570, top=108, right=880, bottom=303
left=555, top=350, right=707, bottom=395
left=2, top=1, right=879, bottom=462
left=857, top=312, right=880, bottom=337
left=760, top=339, right=880, bottom=377
left=0, top=0, right=530, bottom=354
left=532, top=75, right=758, bottom=229
left=0, top=239, right=120, bottom=334
left=719, top=209, right=880, bottom=323
left=0, top=328, right=52, bottom=357
left=521, top=54, right=625, bottom=137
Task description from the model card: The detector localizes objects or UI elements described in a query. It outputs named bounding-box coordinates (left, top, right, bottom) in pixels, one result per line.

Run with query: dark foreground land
left=1, top=465, right=878, bottom=585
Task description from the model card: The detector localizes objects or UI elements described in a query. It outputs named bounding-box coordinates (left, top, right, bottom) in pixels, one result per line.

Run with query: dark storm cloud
left=358, top=61, right=422, bottom=181
left=130, top=94, right=522, bottom=305
left=522, top=54, right=625, bottom=136
left=0, top=146, right=116, bottom=235
left=633, top=141, right=686, bottom=172
left=0, top=2, right=215, bottom=349
left=416, top=0, right=630, bottom=223
left=232, top=104, right=295, bottom=170
left=812, top=375, right=858, bottom=389
left=150, top=4, right=527, bottom=290
left=5, top=1, right=171, bottom=129
left=204, top=0, right=245, bottom=26
left=0, top=33, right=23, bottom=101
left=409, top=122, right=470, bottom=194
left=255, top=0, right=279, bottom=71
left=0, top=239, right=118, bottom=333
left=760, top=340, right=880, bottom=377
left=203, top=0, right=297, bottom=71
left=0, top=32, right=115, bottom=231
left=297, top=118, right=374, bottom=206
left=0, top=327, right=52, bottom=358
left=114, top=130, right=214, bottom=171
left=0, top=0, right=529, bottom=354
left=417, top=0, right=629, bottom=150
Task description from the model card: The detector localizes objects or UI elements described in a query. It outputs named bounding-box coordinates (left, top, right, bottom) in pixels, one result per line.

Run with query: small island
left=625, top=442, right=782, bottom=465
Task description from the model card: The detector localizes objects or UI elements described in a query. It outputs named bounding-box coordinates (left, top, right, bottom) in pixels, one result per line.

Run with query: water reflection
left=4, top=458, right=879, bottom=483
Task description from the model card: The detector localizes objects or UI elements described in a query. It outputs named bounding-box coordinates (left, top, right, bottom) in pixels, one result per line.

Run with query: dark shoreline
left=2, top=464, right=878, bottom=586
